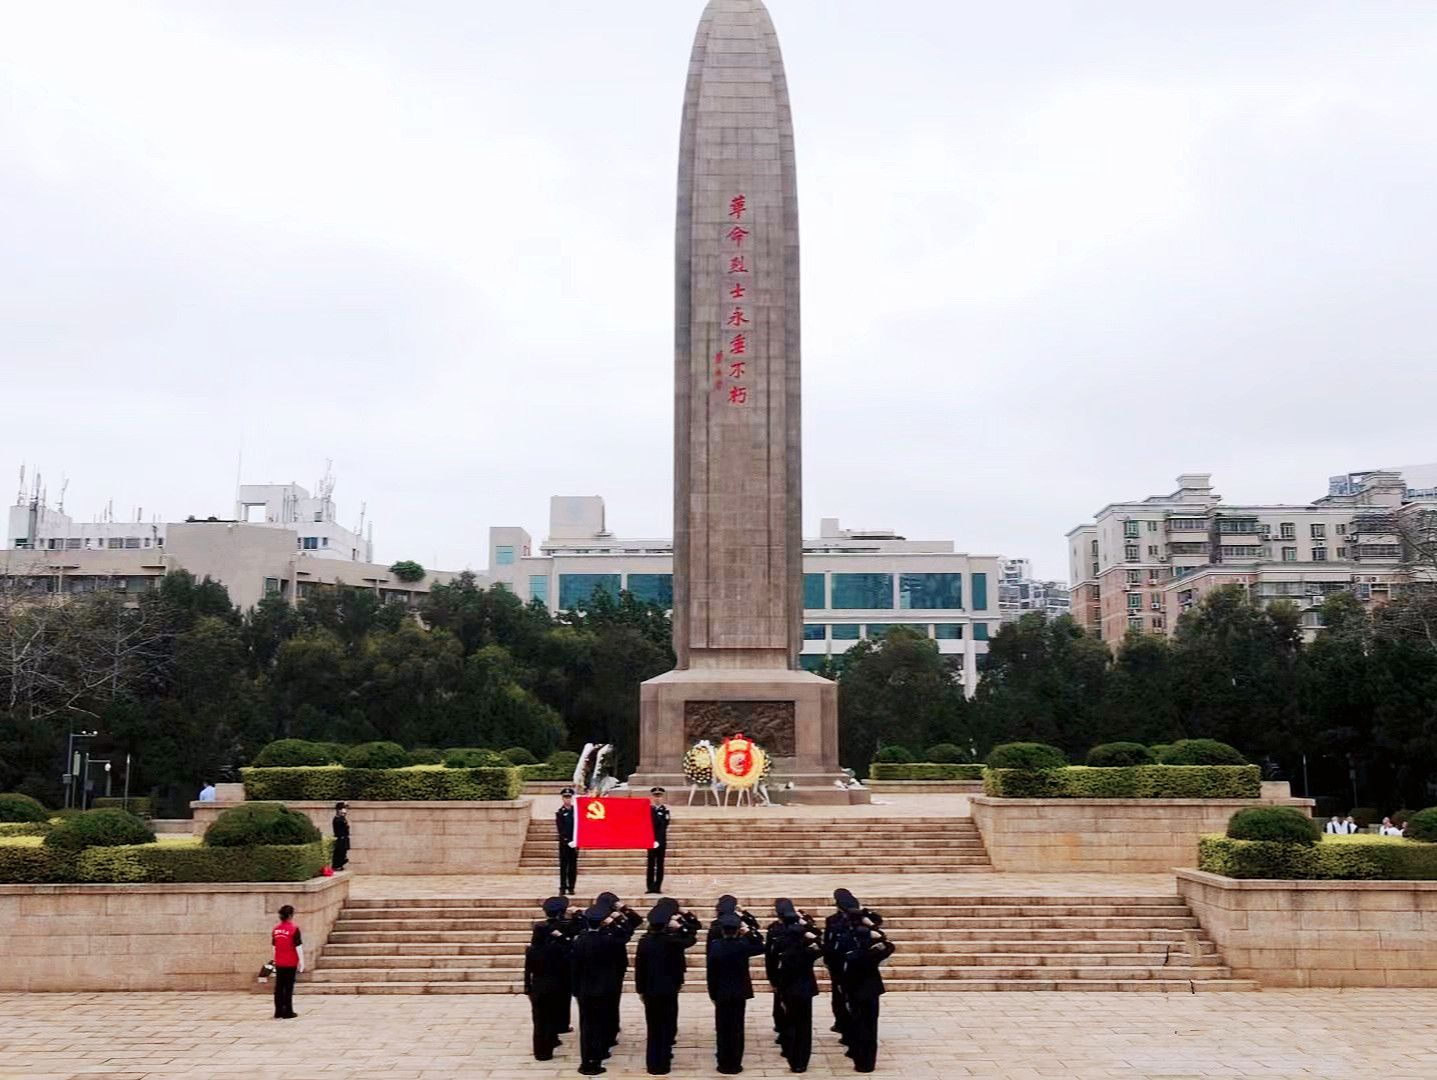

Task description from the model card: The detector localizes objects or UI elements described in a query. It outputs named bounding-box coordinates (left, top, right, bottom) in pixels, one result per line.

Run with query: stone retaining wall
left=866, top=780, right=983, bottom=795
left=191, top=800, right=531, bottom=875
left=0, top=874, right=349, bottom=992
left=1178, top=869, right=1437, bottom=987
left=970, top=795, right=1313, bottom=873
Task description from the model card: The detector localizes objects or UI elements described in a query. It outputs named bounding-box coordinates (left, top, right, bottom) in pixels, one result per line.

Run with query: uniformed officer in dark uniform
left=706, top=910, right=765, bottom=1075
left=634, top=897, right=701, bottom=1075
left=524, top=895, right=576, bottom=1061
left=556, top=788, right=578, bottom=894
left=331, top=801, right=351, bottom=871
left=840, top=924, right=895, bottom=1073
left=571, top=899, right=628, bottom=1076
left=596, top=892, right=642, bottom=1057
left=646, top=787, right=671, bottom=894
left=708, top=895, right=761, bottom=944
left=771, top=899, right=823, bottom=1073
left=823, top=889, right=884, bottom=1045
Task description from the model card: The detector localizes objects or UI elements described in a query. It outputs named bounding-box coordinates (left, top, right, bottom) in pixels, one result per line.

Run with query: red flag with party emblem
left=574, top=797, right=655, bottom=850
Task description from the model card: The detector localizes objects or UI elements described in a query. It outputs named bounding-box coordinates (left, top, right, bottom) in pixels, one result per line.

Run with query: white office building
left=487, top=497, right=1002, bottom=692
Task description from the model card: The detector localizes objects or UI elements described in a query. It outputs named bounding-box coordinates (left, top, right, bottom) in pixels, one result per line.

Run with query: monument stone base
left=629, top=667, right=862, bottom=804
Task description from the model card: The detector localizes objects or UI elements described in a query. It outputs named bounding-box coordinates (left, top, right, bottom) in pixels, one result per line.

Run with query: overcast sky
left=4, top=1, right=1436, bottom=580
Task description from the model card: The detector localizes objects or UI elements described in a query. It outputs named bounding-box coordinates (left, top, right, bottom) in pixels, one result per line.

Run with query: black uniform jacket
left=706, top=932, right=765, bottom=1003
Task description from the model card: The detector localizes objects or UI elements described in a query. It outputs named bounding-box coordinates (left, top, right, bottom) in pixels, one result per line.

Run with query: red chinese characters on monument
left=718, top=194, right=751, bottom=405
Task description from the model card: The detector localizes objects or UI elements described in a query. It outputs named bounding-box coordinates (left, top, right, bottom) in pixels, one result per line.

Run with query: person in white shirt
left=1380, top=818, right=1403, bottom=836
left=198, top=782, right=217, bottom=803
left=1343, top=816, right=1359, bottom=834
left=1324, top=816, right=1344, bottom=835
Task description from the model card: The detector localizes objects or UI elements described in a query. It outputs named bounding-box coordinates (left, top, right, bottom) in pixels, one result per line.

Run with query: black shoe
left=830, top=1025, right=843, bottom=1033
left=579, top=1069, right=605, bottom=1077
left=280, top=1013, right=298, bottom=1019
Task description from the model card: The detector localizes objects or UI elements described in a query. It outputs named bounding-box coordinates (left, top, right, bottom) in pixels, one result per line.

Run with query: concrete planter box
left=0, top=873, right=348, bottom=992
left=1178, top=868, right=1437, bottom=987
left=191, top=799, right=532, bottom=875
left=969, top=794, right=1313, bottom=873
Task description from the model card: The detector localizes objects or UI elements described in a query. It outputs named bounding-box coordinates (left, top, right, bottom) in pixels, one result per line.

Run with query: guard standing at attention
left=646, top=787, right=671, bottom=894
left=572, top=899, right=626, bottom=1076
left=331, top=801, right=350, bottom=872
left=557, top=787, right=578, bottom=895
left=596, top=892, right=643, bottom=1057
left=771, top=899, right=823, bottom=1073
left=706, top=911, right=765, bottom=1075
left=524, top=896, right=576, bottom=1061
left=840, top=923, right=895, bottom=1074
left=634, top=898, right=701, bottom=1075
left=823, top=888, right=883, bottom=1045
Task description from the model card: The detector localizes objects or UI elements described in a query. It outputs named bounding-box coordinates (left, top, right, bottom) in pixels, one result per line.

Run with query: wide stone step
left=331, top=915, right=1197, bottom=935
left=303, top=977, right=1260, bottom=995
left=333, top=902, right=1179, bottom=922
left=340, top=896, right=1186, bottom=913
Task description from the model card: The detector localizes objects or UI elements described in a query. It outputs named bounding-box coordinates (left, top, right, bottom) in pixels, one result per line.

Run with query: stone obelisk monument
left=632, top=0, right=848, bottom=801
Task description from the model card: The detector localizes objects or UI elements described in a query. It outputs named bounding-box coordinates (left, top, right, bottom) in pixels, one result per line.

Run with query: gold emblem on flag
left=586, top=801, right=607, bottom=821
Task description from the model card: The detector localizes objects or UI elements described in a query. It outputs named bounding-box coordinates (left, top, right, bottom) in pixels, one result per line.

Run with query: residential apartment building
left=998, top=557, right=1072, bottom=623
left=3, top=478, right=460, bottom=611
left=1067, top=470, right=1436, bottom=644
left=487, top=497, right=1002, bottom=693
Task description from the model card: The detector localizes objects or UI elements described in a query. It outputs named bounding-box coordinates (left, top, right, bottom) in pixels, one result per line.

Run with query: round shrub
left=43, top=808, right=155, bottom=851
left=1392, top=809, right=1412, bottom=828
left=341, top=741, right=409, bottom=770
left=444, top=747, right=507, bottom=769
left=0, top=792, right=49, bottom=823
left=1155, top=739, right=1246, bottom=766
left=1404, top=807, right=1437, bottom=843
left=501, top=747, right=539, bottom=766
left=873, top=745, right=915, bottom=765
left=1226, top=806, right=1320, bottom=844
left=203, top=803, right=322, bottom=848
left=1086, top=742, right=1156, bottom=768
left=986, top=742, right=1067, bottom=770
left=253, top=738, right=342, bottom=768
left=924, top=743, right=966, bottom=764
left=406, top=747, right=443, bottom=766
left=546, top=750, right=580, bottom=777
left=1350, top=806, right=1379, bottom=829
left=1149, top=743, right=1173, bottom=763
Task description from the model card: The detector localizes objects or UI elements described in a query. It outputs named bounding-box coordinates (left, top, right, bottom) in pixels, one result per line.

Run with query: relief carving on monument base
left=683, top=700, right=796, bottom=757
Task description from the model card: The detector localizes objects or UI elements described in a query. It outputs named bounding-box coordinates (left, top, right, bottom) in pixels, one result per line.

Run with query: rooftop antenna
left=357, top=501, right=367, bottom=537
left=16, top=464, right=25, bottom=506
left=57, top=476, right=68, bottom=514
left=318, top=459, right=336, bottom=507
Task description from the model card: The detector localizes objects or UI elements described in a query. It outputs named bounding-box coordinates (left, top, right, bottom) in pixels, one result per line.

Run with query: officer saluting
left=634, top=898, right=701, bottom=1075
left=571, top=898, right=627, bottom=1076
left=556, top=788, right=578, bottom=895
left=771, top=899, right=822, bottom=1073
left=646, top=787, right=671, bottom=894
left=706, top=910, right=765, bottom=1075
left=524, top=896, right=576, bottom=1061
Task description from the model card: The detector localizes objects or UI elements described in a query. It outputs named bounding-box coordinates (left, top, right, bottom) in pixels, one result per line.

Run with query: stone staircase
left=310, top=893, right=1258, bottom=994
left=517, top=815, right=992, bottom=875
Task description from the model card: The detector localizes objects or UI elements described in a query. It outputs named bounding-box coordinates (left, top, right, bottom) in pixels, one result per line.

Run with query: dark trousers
left=643, top=993, right=679, bottom=1074
left=825, top=963, right=847, bottom=1035
left=577, top=994, right=608, bottom=1073
left=714, top=999, right=747, bottom=1074
left=559, top=844, right=578, bottom=893
left=847, top=998, right=880, bottom=1073
left=530, top=990, right=568, bottom=1060
left=272, top=965, right=297, bottom=1018
left=772, top=985, right=784, bottom=1034
left=781, top=993, right=813, bottom=1072
left=646, top=845, right=666, bottom=893
left=332, top=838, right=350, bottom=870
left=604, top=989, right=622, bottom=1049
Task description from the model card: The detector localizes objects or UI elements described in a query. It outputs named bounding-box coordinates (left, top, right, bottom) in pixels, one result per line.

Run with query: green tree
left=1099, top=631, right=1182, bottom=746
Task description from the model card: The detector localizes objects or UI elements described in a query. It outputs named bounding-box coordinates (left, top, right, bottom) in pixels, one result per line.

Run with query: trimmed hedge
left=92, top=797, right=153, bottom=817
left=443, top=747, right=508, bottom=769
left=253, top=739, right=343, bottom=767
left=1155, top=739, right=1246, bottom=766
left=873, top=745, right=916, bottom=764
left=0, top=837, right=332, bottom=883
left=407, top=747, right=444, bottom=766
left=0, top=820, right=53, bottom=838
left=1226, top=806, right=1320, bottom=843
left=984, top=764, right=1262, bottom=799
left=342, top=741, right=410, bottom=770
left=986, top=742, right=1067, bottom=770
left=1199, top=835, right=1437, bottom=880
left=0, top=792, right=49, bottom=823
left=546, top=750, right=580, bottom=776
left=0, top=840, right=76, bottom=883
left=868, top=763, right=986, bottom=781
left=501, top=747, right=539, bottom=766
left=43, top=809, right=156, bottom=851
left=1086, top=742, right=1156, bottom=768
left=203, top=803, right=321, bottom=847
left=1406, top=807, right=1437, bottom=843
left=242, top=766, right=522, bottom=802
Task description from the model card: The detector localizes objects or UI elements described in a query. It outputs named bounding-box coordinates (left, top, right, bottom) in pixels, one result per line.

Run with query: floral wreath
left=682, top=744, right=714, bottom=785
left=713, top=733, right=767, bottom=790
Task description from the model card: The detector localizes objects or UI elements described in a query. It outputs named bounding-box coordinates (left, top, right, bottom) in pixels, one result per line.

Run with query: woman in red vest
left=271, top=904, right=305, bottom=1019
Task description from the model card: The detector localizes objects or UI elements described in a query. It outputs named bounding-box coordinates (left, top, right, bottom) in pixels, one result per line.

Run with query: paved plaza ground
left=4, top=989, right=1435, bottom=1079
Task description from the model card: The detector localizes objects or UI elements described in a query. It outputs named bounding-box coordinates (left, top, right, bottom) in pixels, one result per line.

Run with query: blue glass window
left=899, top=573, right=962, bottom=610
left=804, top=573, right=826, bottom=609
left=558, top=574, right=621, bottom=610
left=803, top=624, right=826, bottom=640
left=529, top=576, right=549, bottom=605
left=798, top=653, right=829, bottom=672
left=972, top=572, right=989, bottom=611
left=626, top=573, right=673, bottom=607
left=973, top=622, right=990, bottom=641
left=831, top=624, right=861, bottom=640
left=934, top=623, right=964, bottom=639
left=831, top=573, right=893, bottom=610
left=495, top=545, right=516, bottom=566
